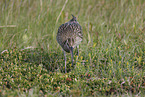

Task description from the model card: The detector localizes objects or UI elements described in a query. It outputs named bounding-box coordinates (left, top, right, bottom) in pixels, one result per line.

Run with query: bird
left=56, top=15, right=83, bottom=73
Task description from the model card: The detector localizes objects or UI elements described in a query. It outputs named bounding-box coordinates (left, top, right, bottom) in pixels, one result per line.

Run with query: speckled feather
left=57, top=15, right=83, bottom=53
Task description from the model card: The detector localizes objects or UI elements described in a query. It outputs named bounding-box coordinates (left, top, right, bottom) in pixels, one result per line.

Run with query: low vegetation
left=0, top=0, right=145, bottom=96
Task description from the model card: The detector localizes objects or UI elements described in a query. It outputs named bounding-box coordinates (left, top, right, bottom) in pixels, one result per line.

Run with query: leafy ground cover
left=0, top=0, right=145, bottom=96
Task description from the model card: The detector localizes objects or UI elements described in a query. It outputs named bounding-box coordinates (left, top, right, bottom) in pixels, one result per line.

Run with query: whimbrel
left=56, top=15, right=83, bottom=73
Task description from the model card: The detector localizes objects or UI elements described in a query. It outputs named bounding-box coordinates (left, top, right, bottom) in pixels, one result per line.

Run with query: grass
left=0, top=0, right=145, bottom=96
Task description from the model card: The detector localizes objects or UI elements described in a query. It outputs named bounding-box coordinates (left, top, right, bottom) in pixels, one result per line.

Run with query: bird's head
left=69, top=14, right=77, bottom=22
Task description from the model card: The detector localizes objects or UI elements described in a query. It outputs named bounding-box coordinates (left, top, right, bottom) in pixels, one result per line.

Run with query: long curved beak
left=70, top=47, right=73, bottom=67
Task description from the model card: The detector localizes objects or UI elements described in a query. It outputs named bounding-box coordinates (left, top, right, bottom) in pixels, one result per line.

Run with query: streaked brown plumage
left=57, top=15, right=83, bottom=73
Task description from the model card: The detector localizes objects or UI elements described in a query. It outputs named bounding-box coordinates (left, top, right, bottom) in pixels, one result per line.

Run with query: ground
left=0, top=0, right=145, bottom=96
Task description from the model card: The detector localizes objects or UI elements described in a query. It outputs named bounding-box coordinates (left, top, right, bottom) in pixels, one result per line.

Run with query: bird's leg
left=76, top=45, right=79, bottom=67
left=63, top=50, right=67, bottom=73
left=70, top=47, right=74, bottom=67
left=76, top=45, right=79, bottom=56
